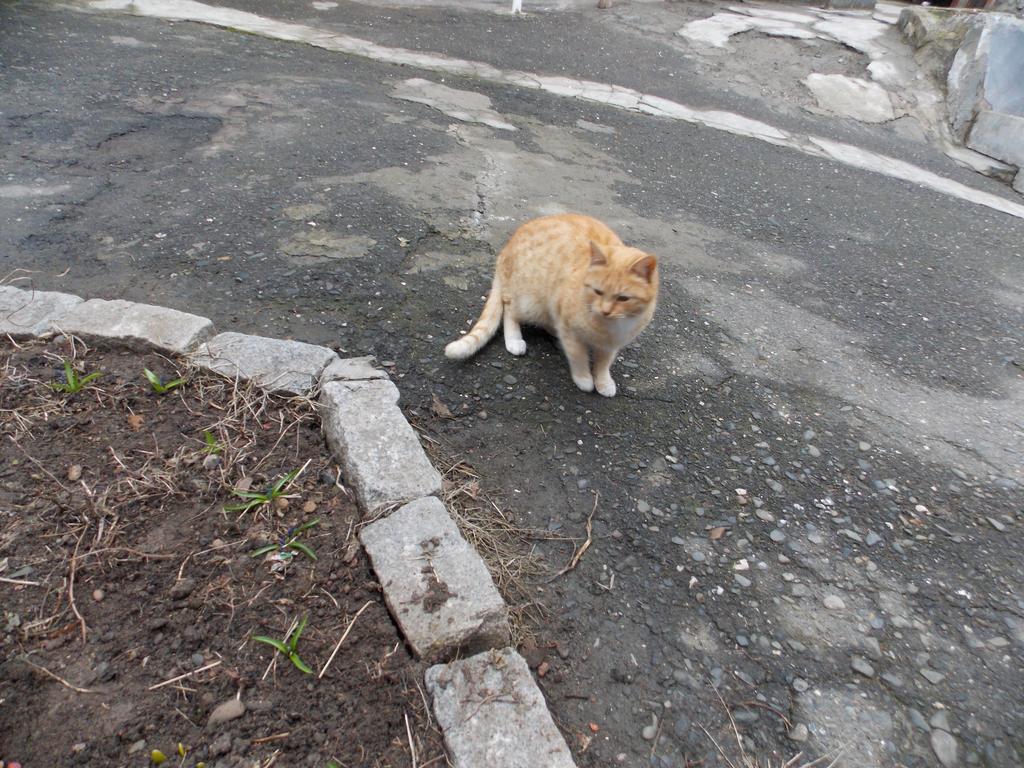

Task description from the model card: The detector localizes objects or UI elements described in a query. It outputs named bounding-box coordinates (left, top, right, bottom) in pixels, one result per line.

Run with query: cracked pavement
left=2, top=0, right=1022, bottom=765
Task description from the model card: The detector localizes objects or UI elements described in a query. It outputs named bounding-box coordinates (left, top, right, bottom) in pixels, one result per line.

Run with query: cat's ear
left=630, top=254, right=657, bottom=282
left=589, top=241, right=608, bottom=267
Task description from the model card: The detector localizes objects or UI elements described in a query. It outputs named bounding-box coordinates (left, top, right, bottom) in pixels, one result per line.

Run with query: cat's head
left=584, top=242, right=658, bottom=320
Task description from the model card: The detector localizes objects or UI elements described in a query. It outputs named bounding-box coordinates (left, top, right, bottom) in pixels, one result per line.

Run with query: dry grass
left=0, top=337, right=325, bottom=643
left=418, top=431, right=564, bottom=645
left=701, top=685, right=845, bottom=768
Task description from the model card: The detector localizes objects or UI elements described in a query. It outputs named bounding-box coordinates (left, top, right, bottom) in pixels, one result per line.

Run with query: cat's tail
left=444, top=276, right=503, bottom=361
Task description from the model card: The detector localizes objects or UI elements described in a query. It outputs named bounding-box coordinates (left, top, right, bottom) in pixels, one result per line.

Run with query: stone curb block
left=360, top=497, right=510, bottom=662
left=426, top=648, right=576, bottom=768
left=967, top=110, right=1024, bottom=168
left=0, top=285, right=84, bottom=338
left=1, top=285, right=567, bottom=766
left=320, top=379, right=442, bottom=511
left=190, top=331, right=336, bottom=395
left=55, top=297, right=213, bottom=353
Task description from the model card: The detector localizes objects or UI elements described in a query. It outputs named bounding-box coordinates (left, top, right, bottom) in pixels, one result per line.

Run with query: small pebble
left=641, top=715, right=658, bottom=741
left=931, top=729, right=959, bottom=767
left=208, top=697, right=246, bottom=727
left=851, top=656, right=875, bottom=678
left=92, top=589, right=105, bottom=602
left=67, top=464, right=83, bottom=482
left=302, top=500, right=317, bottom=513
left=823, top=595, right=845, bottom=610
left=789, top=723, right=809, bottom=742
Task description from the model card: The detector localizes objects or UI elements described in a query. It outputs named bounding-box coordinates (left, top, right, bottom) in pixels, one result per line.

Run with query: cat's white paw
left=572, top=374, right=595, bottom=392
left=505, top=339, right=527, bottom=356
left=595, top=377, right=617, bottom=397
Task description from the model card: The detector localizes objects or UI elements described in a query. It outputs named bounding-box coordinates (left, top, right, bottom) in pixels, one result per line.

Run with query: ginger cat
left=445, top=214, right=658, bottom=397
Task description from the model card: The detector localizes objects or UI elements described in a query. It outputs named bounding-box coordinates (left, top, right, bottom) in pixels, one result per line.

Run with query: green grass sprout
left=225, top=462, right=307, bottom=514
left=253, top=615, right=313, bottom=674
left=201, top=429, right=222, bottom=455
left=51, top=359, right=101, bottom=394
left=251, top=518, right=319, bottom=562
left=143, top=367, right=186, bottom=394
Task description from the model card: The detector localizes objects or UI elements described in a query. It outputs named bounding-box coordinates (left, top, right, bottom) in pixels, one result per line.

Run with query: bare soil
left=0, top=338, right=445, bottom=768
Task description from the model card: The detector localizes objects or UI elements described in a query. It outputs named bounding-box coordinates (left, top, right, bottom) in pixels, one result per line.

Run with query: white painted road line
left=85, top=0, right=1024, bottom=220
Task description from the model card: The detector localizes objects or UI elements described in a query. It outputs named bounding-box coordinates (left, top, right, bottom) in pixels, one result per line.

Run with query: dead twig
left=405, top=710, right=418, bottom=768
left=147, top=660, right=222, bottom=690
left=22, top=657, right=97, bottom=694
left=251, top=732, right=291, bottom=745
left=68, top=529, right=88, bottom=643
left=731, top=699, right=792, bottom=729
left=0, top=576, right=42, bottom=586
left=649, top=710, right=664, bottom=758
left=319, top=601, right=373, bottom=679
left=550, top=492, right=598, bottom=580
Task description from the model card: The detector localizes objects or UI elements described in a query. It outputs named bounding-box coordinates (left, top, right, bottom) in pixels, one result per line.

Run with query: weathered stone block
left=55, top=298, right=212, bottom=353
left=320, top=354, right=387, bottom=383
left=898, top=6, right=943, bottom=50
left=360, top=497, right=510, bottom=661
left=967, top=110, right=1024, bottom=167
left=426, top=648, right=576, bottom=768
left=0, top=286, right=82, bottom=338
left=948, top=14, right=1024, bottom=141
left=319, top=379, right=442, bottom=510
left=191, top=332, right=335, bottom=395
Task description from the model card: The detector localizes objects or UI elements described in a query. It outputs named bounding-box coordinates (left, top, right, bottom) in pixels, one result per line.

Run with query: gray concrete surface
left=426, top=647, right=577, bottom=768
left=360, top=496, right=511, bottom=660
left=191, top=331, right=336, bottom=393
left=56, top=297, right=214, bottom=353
left=320, top=379, right=443, bottom=510
left=0, top=285, right=83, bottom=338
left=3, top=0, right=1023, bottom=765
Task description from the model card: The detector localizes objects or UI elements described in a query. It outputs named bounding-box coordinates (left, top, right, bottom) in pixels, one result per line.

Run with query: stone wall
left=990, top=0, right=1023, bottom=15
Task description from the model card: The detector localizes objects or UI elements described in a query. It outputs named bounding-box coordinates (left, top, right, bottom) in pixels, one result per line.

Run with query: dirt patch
left=0, top=338, right=445, bottom=767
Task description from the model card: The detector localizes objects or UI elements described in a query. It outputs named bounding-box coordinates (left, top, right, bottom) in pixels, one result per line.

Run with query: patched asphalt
left=3, top=1, right=1023, bottom=765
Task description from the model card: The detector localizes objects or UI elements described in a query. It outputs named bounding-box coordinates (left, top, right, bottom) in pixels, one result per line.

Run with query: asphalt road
left=3, top=0, right=1022, bottom=765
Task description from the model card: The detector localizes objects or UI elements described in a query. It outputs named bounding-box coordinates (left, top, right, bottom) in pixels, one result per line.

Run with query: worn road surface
left=3, top=0, right=1022, bottom=765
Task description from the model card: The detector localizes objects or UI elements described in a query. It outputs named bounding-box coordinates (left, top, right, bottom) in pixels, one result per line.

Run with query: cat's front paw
left=595, top=377, right=617, bottom=397
left=572, top=374, right=595, bottom=393
left=505, top=339, right=527, bottom=356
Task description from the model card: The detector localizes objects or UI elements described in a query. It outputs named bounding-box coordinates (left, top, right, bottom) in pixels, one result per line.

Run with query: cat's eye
left=616, top=295, right=630, bottom=302
left=593, top=288, right=604, bottom=296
